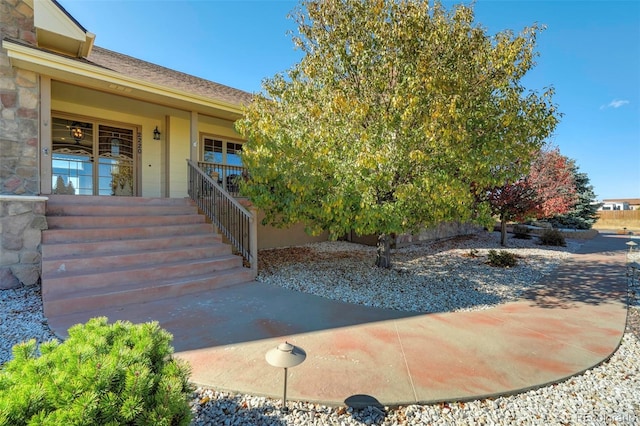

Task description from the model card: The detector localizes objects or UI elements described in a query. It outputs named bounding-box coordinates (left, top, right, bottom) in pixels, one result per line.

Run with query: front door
left=51, top=117, right=138, bottom=196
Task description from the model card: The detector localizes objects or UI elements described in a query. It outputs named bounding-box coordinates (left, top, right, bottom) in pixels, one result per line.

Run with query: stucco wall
left=52, top=86, right=166, bottom=197
left=394, top=222, right=483, bottom=248
left=255, top=209, right=329, bottom=250
left=168, top=115, right=191, bottom=198
left=347, top=222, right=483, bottom=248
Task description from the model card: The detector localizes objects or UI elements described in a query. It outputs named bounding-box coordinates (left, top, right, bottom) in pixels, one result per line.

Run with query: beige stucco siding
left=255, top=210, right=329, bottom=249
left=51, top=84, right=163, bottom=197
left=51, top=81, right=242, bottom=198
left=167, top=115, right=191, bottom=198
left=199, top=115, right=244, bottom=141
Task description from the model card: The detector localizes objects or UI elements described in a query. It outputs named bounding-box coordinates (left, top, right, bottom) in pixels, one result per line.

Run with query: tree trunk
left=500, top=216, right=507, bottom=246
left=375, top=233, right=392, bottom=268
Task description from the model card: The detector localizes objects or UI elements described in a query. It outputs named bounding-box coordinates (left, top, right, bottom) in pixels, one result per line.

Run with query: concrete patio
left=47, top=232, right=631, bottom=407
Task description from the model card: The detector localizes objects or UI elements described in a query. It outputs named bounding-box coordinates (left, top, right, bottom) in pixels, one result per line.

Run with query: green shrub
left=539, top=228, right=566, bottom=246
left=0, top=317, right=193, bottom=426
left=512, top=224, right=532, bottom=239
left=487, top=249, right=518, bottom=267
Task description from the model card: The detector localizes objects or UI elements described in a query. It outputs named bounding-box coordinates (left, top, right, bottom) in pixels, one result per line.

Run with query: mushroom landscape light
left=266, top=342, right=306, bottom=412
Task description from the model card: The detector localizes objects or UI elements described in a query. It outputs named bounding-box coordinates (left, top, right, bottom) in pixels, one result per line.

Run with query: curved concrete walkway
left=47, top=232, right=630, bottom=407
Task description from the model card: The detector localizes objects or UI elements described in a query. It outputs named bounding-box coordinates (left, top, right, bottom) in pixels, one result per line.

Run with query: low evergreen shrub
left=539, top=228, right=566, bottom=246
left=0, top=317, right=193, bottom=426
left=512, top=224, right=532, bottom=239
left=487, top=249, right=518, bottom=267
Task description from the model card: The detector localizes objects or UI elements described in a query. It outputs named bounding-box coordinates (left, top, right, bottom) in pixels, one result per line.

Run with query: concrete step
left=46, top=194, right=193, bottom=206
left=41, top=234, right=222, bottom=258
left=46, top=214, right=206, bottom=229
left=46, top=203, right=198, bottom=217
left=42, top=195, right=251, bottom=319
left=42, top=255, right=243, bottom=297
left=43, top=268, right=255, bottom=317
left=42, top=243, right=231, bottom=277
left=42, top=223, right=214, bottom=244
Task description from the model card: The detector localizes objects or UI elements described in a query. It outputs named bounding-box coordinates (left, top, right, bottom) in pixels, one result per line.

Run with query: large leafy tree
left=488, top=148, right=577, bottom=245
left=237, top=0, right=560, bottom=267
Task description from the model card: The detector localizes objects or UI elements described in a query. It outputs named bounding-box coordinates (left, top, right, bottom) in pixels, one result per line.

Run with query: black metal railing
left=197, top=161, right=247, bottom=198
left=187, top=160, right=257, bottom=276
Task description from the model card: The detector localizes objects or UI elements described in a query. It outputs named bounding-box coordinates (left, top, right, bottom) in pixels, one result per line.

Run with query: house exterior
left=1, top=0, right=326, bottom=288
left=1, top=0, right=480, bottom=290
left=600, top=199, right=640, bottom=211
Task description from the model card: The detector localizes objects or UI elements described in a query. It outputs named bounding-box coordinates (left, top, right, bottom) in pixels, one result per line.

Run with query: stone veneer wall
left=1, top=0, right=39, bottom=195
left=0, top=196, right=47, bottom=288
left=1, top=1, right=44, bottom=289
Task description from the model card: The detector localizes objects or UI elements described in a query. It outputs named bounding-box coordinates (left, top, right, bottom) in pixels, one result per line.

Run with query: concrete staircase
left=42, top=195, right=253, bottom=319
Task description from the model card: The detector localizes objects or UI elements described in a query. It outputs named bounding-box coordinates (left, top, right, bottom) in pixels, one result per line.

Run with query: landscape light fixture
left=626, top=241, right=637, bottom=253
left=153, top=126, right=161, bottom=140
left=265, top=341, right=306, bottom=412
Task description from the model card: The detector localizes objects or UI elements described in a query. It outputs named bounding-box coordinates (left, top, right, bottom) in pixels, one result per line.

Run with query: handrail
left=187, top=159, right=257, bottom=277
left=197, top=161, right=246, bottom=197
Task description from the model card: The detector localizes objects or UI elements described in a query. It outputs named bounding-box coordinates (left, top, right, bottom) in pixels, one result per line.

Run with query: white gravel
left=2, top=231, right=639, bottom=425
left=257, top=232, right=580, bottom=313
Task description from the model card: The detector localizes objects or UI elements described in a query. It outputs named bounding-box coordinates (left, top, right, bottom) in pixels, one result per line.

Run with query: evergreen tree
left=550, top=162, right=600, bottom=229
left=53, top=176, right=66, bottom=194
left=66, top=180, right=76, bottom=195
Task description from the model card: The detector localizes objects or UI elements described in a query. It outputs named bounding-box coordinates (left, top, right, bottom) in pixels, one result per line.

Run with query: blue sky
left=60, top=0, right=639, bottom=200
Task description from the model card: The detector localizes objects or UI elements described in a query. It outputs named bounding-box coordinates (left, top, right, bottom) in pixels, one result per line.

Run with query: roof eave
left=3, top=39, right=244, bottom=119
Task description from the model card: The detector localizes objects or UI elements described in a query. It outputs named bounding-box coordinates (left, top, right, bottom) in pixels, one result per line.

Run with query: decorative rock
left=12, top=264, right=40, bottom=286
left=0, top=267, right=20, bottom=289
left=2, top=234, right=639, bottom=426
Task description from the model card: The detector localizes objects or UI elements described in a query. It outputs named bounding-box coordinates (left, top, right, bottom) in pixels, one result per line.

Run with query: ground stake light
left=266, top=342, right=306, bottom=412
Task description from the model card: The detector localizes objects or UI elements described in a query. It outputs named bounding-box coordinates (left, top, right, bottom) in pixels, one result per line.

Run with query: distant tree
left=549, top=162, right=600, bottom=229
left=488, top=148, right=577, bottom=245
left=66, top=180, right=76, bottom=195
left=237, top=0, right=559, bottom=267
left=487, top=178, right=538, bottom=246
left=528, top=148, right=577, bottom=218
left=53, top=176, right=67, bottom=195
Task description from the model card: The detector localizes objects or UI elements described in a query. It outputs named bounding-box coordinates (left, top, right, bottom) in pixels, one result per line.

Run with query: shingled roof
left=603, top=198, right=640, bottom=205
left=86, top=45, right=254, bottom=106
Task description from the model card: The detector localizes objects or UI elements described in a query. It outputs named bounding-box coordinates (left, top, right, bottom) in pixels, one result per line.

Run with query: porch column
left=40, top=76, right=52, bottom=194
left=190, top=111, right=198, bottom=161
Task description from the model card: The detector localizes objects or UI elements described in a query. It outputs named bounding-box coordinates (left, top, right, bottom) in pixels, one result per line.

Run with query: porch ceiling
left=3, top=39, right=244, bottom=121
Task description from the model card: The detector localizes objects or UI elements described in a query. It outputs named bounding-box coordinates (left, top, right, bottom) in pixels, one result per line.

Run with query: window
left=203, top=137, right=242, bottom=166
left=226, top=142, right=243, bottom=167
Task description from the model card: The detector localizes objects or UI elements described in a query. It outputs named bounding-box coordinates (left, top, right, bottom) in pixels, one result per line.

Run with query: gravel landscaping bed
left=257, top=232, right=579, bottom=313
left=2, top=231, right=639, bottom=425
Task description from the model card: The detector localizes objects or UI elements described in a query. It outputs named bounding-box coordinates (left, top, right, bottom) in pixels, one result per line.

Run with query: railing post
left=249, top=206, right=258, bottom=279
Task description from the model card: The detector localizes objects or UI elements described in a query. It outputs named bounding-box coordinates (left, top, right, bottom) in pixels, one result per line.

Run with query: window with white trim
left=203, top=137, right=243, bottom=166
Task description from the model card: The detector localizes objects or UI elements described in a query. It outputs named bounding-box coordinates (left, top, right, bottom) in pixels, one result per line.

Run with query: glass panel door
left=51, top=117, right=137, bottom=196
left=52, top=118, right=94, bottom=195
left=98, top=125, right=135, bottom=196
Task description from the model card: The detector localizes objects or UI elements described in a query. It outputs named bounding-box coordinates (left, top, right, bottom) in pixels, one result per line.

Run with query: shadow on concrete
left=521, top=257, right=628, bottom=309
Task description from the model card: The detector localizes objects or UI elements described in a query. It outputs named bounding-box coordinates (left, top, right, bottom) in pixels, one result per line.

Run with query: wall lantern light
left=70, top=122, right=84, bottom=143
left=265, top=342, right=306, bottom=412
left=153, top=126, right=161, bottom=140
